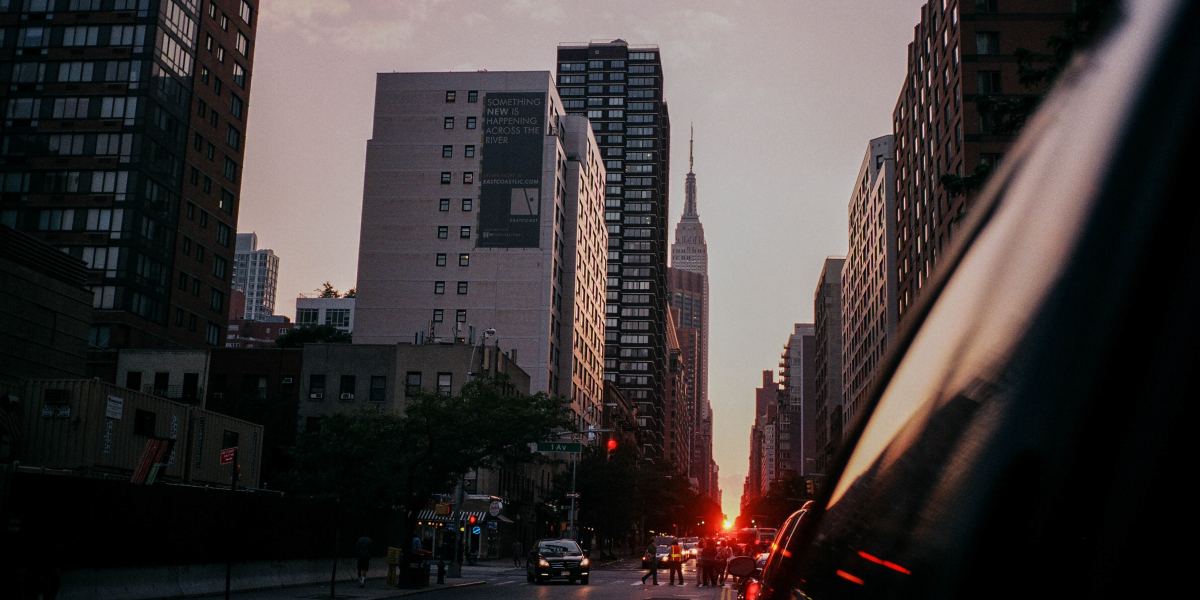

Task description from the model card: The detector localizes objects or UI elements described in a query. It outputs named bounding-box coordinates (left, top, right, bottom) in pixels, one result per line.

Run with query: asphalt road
left=431, top=559, right=736, bottom=600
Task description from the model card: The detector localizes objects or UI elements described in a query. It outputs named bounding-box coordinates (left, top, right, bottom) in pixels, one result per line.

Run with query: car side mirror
left=727, top=556, right=758, bottom=578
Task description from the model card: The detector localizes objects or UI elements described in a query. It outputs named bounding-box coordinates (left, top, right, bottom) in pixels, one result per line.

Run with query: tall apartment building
left=556, top=40, right=671, bottom=461
left=663, top=306, right=692, bottom=473
left=843, top=136, right=898, bottom=436
left=779, top=323, right=816, bottom=477
left=353, top=72, right=607, bottom=430
left=231, top=231, right=276, bottom=320
left=0, top=0, right=258, bottom=380
left=813, top=257, right=844, bottom=473
left=746, top=369, right=777, bottom=498
left=893, top=0, right=1068, bottom=320
left=669, top=129, right=713, bottom=497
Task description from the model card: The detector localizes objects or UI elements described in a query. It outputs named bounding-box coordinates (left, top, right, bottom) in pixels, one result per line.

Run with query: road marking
left=495, top=580, right=514, bottom=585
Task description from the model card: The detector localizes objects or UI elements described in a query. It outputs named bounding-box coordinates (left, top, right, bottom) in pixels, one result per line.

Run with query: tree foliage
left=738, top=473, right=814, bottom=529
left=281, top=377, right=574, bottom=546
left=274, top=324, right=352, bottom=348
left=316, top=281, right=340, bottom=298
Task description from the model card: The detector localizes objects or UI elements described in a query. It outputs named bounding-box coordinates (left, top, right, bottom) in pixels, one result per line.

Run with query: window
left=214, top=78, right=224, bottom=96
left=463, top=172, right=474, bottom=184
left=466, top=117, right=476, bottom=129
left=206, top=323, right=220, bottom=346
left=437, top=226, right=448, bottom=239
left=467, top=90, right=478, bottom=102
left=339, top=375, right=356, bottom=400
left=239, top=0, right=254, bottom=24
left=201, top=66, right=210, bottom=84
left=325, top=309, right=350, bottom=328
left=464, top=145, right=475, bottom=158
left=210, top=289, right=224, bottom=312
left=370, top=376, right=386, bottom=402
left=432, top=309, right=443, bottom=322
left=440, top=199, right=451, bottom=211
left=459, top=253, right=470, bottom=266
left=227, top=126, right=241, bottom=150
left=232, top=63, right=246, bottom=88
left=188, top=314, right=197, bottom=331
left=405, top=372, right=422, bottom=396
left=223, top=157, right=238, bottom=182
left=213, top=256, right=227, bottom=280
left=309, top=374, right=326, bottom=399
left=455, top=309, right=467, bottom=323
left=217, top=45, right=226, bottom=62
left=434, top=281, right=445, bottom=294
left=441, top=172, right=452, bottom=184
left=437, top=373, right=452, bottom=395
left=221, top=14, right=229, bottom=30
left=297, top=308, right=319, bottom=325
left=457, top=281, right=468, bottom=295
left=976, top=32, right=1000, bottom=55
left=460, top=226, right=471, bottom=238
left=442, top=145, right=453, bottom=158
left=977, top=70, right=1001, bottom=95
left=444, top=117, right=455, bottom=129
left=974, top=0, right=998, bottom=12
left=230, top=95, right=244, bottom=119
left=446, top=91, right=457, bottom=102
left=133, top=409, right=157, bottom=436
left=436, top=253, right=447, bottom=266
left=461, top=199, right=473, bottom=211
left=217, top=223, right=231, bottom=247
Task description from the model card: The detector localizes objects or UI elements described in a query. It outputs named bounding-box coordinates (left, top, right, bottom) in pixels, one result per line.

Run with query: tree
left=283, top=376, right=573, bottom=553
left=275, top=325, right=351, bottom=348
left=343, top=287, right=356, bottom=298
left=316, top=282, right=339, bottom=298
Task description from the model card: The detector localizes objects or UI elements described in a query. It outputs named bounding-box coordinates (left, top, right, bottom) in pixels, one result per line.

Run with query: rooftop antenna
left=689, top=123, right=694, bottom=173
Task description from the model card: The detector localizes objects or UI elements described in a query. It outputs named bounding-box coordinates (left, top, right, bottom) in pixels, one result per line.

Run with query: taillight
left=745, top=580, right=761, bottom=600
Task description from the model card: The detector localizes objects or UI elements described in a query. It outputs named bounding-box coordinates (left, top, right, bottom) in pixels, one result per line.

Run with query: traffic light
left=468, top=515, right=477, bottom=525
left=806, top=479, right=815, bottom=495
left=606, top=438, right=617, bottom=460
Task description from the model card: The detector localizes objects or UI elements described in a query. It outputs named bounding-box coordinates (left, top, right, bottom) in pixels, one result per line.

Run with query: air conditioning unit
left=213, top=392, right=224, bottom=399
left=340, top=393, right=355, bottom=400
left=282, top=377, right=293, bottom=384
left=309, top=392, right=324, bottom=400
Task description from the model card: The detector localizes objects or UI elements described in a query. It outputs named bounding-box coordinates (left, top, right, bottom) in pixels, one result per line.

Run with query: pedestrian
left=716, top=542, right=733, bottom=585
left=641, top=542, right=659, bottom=586
left=512, top=540, right=523, bottom=567
left=695, top=539, right=708, bottom=586
left=668, top=540, right=684, bottom=585
left=355, top=535, right=372, bottom=587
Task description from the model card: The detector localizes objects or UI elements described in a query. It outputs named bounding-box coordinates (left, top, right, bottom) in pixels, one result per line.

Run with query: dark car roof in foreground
left=772, top=1, right=1200, bottom=599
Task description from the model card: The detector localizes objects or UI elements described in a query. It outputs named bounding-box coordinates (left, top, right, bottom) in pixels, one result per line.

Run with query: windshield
left=537, top=540, right=581, bottom=554
left=656, top=546, right=670, bottom=553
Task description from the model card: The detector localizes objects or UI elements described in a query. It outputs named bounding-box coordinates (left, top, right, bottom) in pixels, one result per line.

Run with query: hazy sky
left=240, top=0, right=928, bottom=519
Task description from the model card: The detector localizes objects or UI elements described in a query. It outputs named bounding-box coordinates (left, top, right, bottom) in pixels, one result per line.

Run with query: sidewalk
left=220, top=562, right=512, bottom=600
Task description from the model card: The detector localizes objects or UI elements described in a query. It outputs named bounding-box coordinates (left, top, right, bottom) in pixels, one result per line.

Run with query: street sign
left=489, top=500, right=502, bottom=517
left=386, top=547, right=402, bottom=565
left=472, top=526, right=481, bottom=535
left=565, top=493, right=580, bottom=499
left=536, top=442, right=582, bottom=453
left=220, top=447, right=237, bottom=465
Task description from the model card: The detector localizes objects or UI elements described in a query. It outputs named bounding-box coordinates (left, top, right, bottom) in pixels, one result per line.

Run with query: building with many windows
left=0, top=0, right=258, bottom=381
left=842, top=137, right=897, bottom=438
left=231, top=231, right=277, bottom=320
left=353, top=72, right=608, bottom=430
left=295, top=295, right=353, bottom=334
left=779, top=323, right=816, bottom=477
left=893, top=0, right=1068, bottom=321
left=813, top=257, right=844, bottom=473
left=556, top=39, right=671, bottom=461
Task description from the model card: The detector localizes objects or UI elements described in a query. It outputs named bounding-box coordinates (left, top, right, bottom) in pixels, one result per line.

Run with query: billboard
left=478, top=92, right=546, bottom=248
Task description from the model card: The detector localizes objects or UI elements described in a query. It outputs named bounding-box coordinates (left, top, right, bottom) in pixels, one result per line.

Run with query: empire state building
left=670, top=128, right=717, bottom=502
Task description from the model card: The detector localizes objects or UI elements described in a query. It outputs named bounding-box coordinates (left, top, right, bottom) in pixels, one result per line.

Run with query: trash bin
left=399, top=555, right=430, bottom=588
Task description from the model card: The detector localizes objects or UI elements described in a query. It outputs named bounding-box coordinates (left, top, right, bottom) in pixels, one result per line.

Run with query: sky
left=239, top=0, right=929, bottom=520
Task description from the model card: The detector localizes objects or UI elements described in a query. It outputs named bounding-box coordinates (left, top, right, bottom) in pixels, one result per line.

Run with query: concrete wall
left=116, top=350, right=211, bottom=405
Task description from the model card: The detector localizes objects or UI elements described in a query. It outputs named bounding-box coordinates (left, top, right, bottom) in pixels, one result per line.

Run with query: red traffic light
left=468, top=515, right=477, bottom=524
left=606, top=439, right=617, bottom=451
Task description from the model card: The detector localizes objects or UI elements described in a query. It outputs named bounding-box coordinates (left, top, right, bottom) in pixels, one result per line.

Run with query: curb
left=378, top=580, right=487, bottom=598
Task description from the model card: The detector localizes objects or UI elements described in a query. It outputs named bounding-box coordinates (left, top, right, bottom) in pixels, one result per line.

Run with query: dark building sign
left=479, top=92, right=546, bottom=248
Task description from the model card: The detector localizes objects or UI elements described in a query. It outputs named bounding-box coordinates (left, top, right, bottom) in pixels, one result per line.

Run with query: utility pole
left=568, top=456, right=577, bottom=539
left=448, top=476, right=465, bottom=577
left=224, top=447, right=238, bottom=600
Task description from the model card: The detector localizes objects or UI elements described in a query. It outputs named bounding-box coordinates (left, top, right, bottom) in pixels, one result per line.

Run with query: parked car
left=526, top=539, right=589, bottom=585
left=748, top=2, right=1200, bottom=599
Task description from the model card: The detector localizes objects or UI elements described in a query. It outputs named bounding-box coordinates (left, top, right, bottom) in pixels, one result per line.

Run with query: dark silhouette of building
left=0, top=224, right=91, bottom=381
left=0, top=0, right=259, bottom=381
left=556, top=40, right=671, bottom=462
left=814, top=257, right=844, bottom=473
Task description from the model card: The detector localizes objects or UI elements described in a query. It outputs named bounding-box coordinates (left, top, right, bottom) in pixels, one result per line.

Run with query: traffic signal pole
left=225, top=447, right=238, bottom=600
left=568, top=456, right=577, bottom=540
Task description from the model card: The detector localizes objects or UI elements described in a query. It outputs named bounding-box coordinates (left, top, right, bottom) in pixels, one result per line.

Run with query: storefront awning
left=416, top=509, right=487, bottom=524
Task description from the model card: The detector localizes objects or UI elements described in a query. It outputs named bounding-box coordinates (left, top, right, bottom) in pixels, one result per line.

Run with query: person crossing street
left=641, top=542, right=660, bottom=586
left=668, top=540, right=684, bottom=585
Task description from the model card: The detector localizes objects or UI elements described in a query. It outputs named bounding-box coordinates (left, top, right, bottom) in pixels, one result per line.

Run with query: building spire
left=689, top=123, right=694, bottom=174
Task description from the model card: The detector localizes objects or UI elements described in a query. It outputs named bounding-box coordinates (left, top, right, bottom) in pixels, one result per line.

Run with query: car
left=526, top=539, right=589, bottom=585
left=641, top=544, right=671, bottom=568
left=681, top=541, right=699, bottom=559
left=749, top=2, right=1200, bottom=599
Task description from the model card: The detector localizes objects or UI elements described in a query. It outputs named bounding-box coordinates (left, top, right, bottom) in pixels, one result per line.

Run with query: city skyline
left=240, top=0, right=932, bottom=519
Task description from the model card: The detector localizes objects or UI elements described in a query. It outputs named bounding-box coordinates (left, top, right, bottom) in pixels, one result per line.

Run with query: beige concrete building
left=354, top=71, right=607, bottom=429
left=841, top=136, right=898, bottom=430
